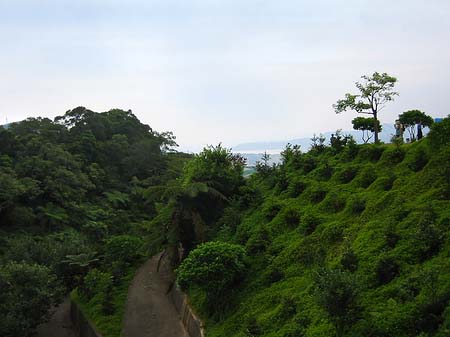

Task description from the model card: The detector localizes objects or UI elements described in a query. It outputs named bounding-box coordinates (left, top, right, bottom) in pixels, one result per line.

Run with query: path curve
left=121, top=254, right=189, bottom=337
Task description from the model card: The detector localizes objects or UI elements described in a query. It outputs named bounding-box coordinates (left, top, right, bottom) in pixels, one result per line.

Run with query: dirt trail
left=36, top=297, right=77, bottom=337
left=121, top=254, right=189, bottom=337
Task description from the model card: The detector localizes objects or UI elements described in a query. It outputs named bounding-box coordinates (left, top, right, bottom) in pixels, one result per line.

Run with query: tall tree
left=334, top=72, right=398, bottom=143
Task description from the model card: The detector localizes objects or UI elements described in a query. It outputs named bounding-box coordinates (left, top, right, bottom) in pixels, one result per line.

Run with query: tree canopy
left=398, top=110, right=434, bottom=141
left=334, top=72, right=398, bottom=142
left=352, top=117, right=382, bottom=143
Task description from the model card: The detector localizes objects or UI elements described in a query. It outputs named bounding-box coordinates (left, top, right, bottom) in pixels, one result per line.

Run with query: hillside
left=177, top=119, right=450, bottom=337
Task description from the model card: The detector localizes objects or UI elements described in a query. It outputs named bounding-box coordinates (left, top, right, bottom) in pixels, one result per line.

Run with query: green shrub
left=357, top=165, right=377, bottom=188
left=176, top=241, right=246, bottom=303
left=286, top=178, right=307, bottom=198
left=281, top=206, right=300, bottom=227
left=263, top=264, right=285, bottom=284
left=381, top=146, right=406, bottom=165
left=298, top=209, right=321, bottom=235
left=357, top=144, right=385, bottom=162
left=104, top=235, right=143, bottom=267
left=320, top=221, right=344, bottom=244
left=262, top=201, right=282, bottom=220
left=0, top=262, right=64, bottom=337
left=305, top=184, right=328, bottom=203
left=82, top=268, right=113, bottom=299
left=320, top=192, right=346, bottom=213
left=428, top=115, right=450, bottom=149
left=335, top=166, right=358, bottom=184
left=295, top=237, right=326, bottom=266
left=313, top=163, right=334, bottom=181
left=314, top=268, right=360, bottom=337
left=246, top=227, right=270, bottom=254
left=406, top=146, right=429, bottom=172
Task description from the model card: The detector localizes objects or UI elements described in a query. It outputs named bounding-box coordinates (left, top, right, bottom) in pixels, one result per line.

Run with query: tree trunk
left=373, top=112, right=379, bottom=143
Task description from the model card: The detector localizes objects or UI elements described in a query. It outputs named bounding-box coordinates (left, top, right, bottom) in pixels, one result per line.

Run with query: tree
left=146, top=144, right=246, bottom=264
left=255, top=152, right=272, bottom=176
left=398, top=110, right=434, bottom=141
left=0, top=262, right=64, bottom=337
left=314, top=268, right=360, bottom=337
left=176, top=241, right=246, bottom=308
left=351, top=117, right=382, bottom=143
left=334, top=72, right=398, bottom=143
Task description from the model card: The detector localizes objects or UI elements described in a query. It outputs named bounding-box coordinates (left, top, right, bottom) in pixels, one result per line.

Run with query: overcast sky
left=1, top=0, right=449, bottom=151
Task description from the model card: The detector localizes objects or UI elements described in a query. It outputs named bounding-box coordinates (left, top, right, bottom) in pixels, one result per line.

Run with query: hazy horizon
left=1, top=0, right=449, bottom=151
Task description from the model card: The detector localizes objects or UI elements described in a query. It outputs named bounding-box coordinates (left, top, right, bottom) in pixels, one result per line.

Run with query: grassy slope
left=197, top=140, right=450, bottom=336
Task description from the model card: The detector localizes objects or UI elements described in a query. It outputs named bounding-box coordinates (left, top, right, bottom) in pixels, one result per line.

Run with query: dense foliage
left=0, top=107, right=187, bottom=336
left=179, top=117, right=450, bottom=337
left=176, top=241, right=246, bottom=306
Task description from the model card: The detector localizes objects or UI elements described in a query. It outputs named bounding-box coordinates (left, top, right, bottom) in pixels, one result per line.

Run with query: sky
left=1, top=0, right=449, bottom=151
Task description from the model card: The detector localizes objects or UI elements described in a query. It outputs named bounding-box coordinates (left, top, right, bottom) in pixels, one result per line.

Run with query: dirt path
left=36, top=297, right=77, bottom=337
left=121, top=254, right=189, bottom=337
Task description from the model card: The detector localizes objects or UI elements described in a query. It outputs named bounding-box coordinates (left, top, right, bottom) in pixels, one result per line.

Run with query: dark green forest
left=1, top=106, right=450, bottom=337
left=0, top=107, right=189, bottom=336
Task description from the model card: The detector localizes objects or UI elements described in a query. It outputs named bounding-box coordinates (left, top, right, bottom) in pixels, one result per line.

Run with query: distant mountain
left=234, top=123, right=429, bottom=166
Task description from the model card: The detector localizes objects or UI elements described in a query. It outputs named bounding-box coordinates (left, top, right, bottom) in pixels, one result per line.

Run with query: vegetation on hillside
left=2, top=92, right=448, bottom=337
left=169, top=116, right=450, bottom=337
left=0, top=107, right=188, bottom=337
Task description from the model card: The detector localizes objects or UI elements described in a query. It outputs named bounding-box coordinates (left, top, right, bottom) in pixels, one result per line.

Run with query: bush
left=314, top=268, right=359, bottom=337
left=104, top=235, right=143, bottom=267
left=313, top=163, right=334, bottom=181
left=428, top=115, right=450, bottom=149
left=306, top=184, right=328, bottom=203
left=263, top=264, right=285, bottom=284
left=358, top=145, right=385, bottom=162
left=335, top=166, right=358, bottom=184
left=320, top=221, right=345, bottom=243
left=298, top=209, right=321, bottom=235
left=0, top=262, right=64, bottom=337
left=262, top=201, right=282, bottom=220
left=281, top=206, right=300, bottom=227
left=381, top=146, right=405, bottom=165
left=246, top=227, right=270, bottom=254
left=406, top=146, right=429, bottom=172
left=176, top=241, right=246, bottom=302
left=286, top=178, right=307, bottom=198
left=321, top=192, right=346, bottom=213
left=81, top=268, right=113, bottom=299
left=357, top=166, right=377, bottom=188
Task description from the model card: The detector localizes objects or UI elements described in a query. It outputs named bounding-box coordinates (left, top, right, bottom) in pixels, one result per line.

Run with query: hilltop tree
left=352, top=117, right=382, bottom=143
left=334, top=72, right=398, bottom=143
left=398, top=110, right=433, bottom=141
